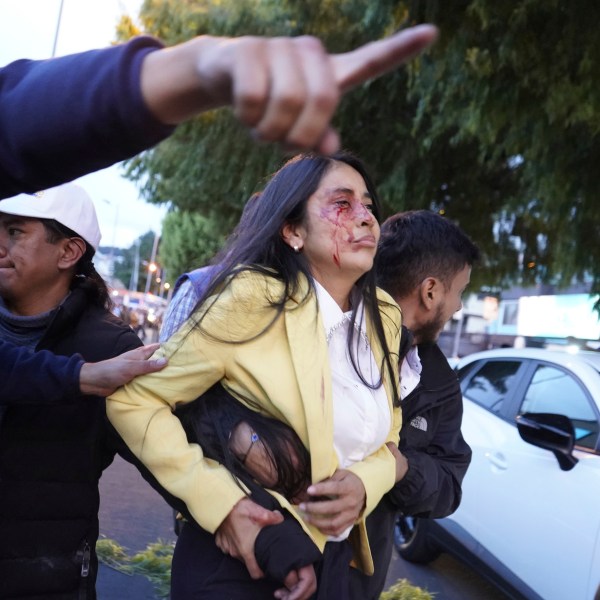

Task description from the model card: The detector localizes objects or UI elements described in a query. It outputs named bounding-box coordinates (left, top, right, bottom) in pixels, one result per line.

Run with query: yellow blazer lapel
left=284, top=280, right=337, bottom=483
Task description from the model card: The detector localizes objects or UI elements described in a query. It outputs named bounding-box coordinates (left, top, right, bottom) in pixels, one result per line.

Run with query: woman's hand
left=299, top=469, right=366, bottom=536
left=215, top=498, right=284, bottom=578
left=386, top=441, right=409, bottom=482
left=275, top=565, right=317, bottom=600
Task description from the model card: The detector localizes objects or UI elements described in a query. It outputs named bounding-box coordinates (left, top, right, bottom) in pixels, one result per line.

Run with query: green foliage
left=407, top=1, right=600, bottom=294
left=379, top=578, right=434, bottom=600
left=121, top=0, right=600, bottom=301
left=96, top=537, right=173, bottom=599
left=130, top=540, right=174, bottom=598
left=160, top=209, right=226, bottom=280
left=96, top=537, right=133, bottom=574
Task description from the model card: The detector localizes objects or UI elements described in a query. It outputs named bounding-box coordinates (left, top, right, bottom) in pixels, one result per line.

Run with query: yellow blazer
left=107, top=271, right=402, bottom=573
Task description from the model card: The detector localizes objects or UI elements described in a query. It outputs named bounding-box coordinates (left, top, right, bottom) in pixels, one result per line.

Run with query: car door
left=512, top=360, right=600, bottom=600
left=451, top=358, right=530, bottom=568
left=456, top=357, right=600, bottom=600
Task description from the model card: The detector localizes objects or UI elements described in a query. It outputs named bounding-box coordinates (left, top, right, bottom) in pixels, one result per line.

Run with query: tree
left=159, top=210, right=226, bottom=281
left=120, top=0, right=600, bottom=297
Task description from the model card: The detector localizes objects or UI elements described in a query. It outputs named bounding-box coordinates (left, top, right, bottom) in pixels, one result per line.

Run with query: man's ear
left=58, top=237, right=86, bottom=270
left=419, top=277, right=439, bottom=310
left=281, top=222, right=306, bottom=252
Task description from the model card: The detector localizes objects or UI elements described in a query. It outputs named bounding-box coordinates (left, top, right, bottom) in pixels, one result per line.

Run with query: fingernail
left=307, top=485, right=316, bottom=495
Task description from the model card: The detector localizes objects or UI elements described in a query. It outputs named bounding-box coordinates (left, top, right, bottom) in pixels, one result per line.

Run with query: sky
left=0, top=0, right=169, bottom=248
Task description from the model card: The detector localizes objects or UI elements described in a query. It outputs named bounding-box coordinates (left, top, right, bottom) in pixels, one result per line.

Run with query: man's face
left=413, top=264, right=472, bottom=344
left=0, top=214, right=65, bottom=314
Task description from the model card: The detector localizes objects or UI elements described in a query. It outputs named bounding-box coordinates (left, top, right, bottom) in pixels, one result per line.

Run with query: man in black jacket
left=350, top=209, right=479, bottom=599
left=0, top=184, right=145, bottom=599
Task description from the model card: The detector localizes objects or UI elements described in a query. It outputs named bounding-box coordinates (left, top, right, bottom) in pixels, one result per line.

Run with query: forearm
left=106, top=332, right=247, bottom=532
left=140, top=36, right=230, bottom=125
left=1, top=341, right=82, bottom=404
left=346, top=444, right=397, bottom=518
left=387, top=448, right=469, bottom=518
left=0, top=37, right=173, bottom=198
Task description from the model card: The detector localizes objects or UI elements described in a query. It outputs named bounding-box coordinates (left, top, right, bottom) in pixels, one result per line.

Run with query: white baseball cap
left=0, top=184, right=102, bottom=251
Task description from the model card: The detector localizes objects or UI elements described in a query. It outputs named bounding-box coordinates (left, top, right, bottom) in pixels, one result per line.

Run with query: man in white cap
left=0, top=184, right=149, bottom=599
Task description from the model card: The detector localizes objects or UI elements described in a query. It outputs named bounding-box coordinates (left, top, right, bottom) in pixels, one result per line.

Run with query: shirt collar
left=313, top=280, right=368, bottom=345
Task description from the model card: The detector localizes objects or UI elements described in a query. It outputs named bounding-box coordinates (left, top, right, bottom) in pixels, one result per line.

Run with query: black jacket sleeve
left=0, top=36, right=174, bottom=199
left=387, top=343, right=472, bottom=518
left=389, top=401, right=471, bottom=518
left=0, top=340, right=83, bottom=405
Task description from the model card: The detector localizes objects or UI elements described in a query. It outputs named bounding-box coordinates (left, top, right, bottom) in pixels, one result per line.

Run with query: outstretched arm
left=0, top=26, right=436, bottom=197
left=1, top=340, right=83, bottom=405
left=140, top=25, right=438, bottom=153
left=79, top=344, right=167, bottom=397
left=0, top=341, right=166, bottom=405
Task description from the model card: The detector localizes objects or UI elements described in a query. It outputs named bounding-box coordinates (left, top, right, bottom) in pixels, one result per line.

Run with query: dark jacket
left=0, top=283, right=142, bottom=599
left=350, top=340, right=472, bottom=600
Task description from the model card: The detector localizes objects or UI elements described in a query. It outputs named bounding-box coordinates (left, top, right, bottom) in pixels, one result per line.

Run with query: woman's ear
left=58, top=237, right=86, bottom=270
left=281, top=222, right=305, bottom=252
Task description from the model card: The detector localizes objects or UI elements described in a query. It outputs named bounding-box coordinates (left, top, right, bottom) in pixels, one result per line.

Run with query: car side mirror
left=515, top=412, right=579, bottom=471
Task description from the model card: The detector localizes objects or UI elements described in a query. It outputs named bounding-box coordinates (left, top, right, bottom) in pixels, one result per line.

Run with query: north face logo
left=410, top=416, right=427, bottom=432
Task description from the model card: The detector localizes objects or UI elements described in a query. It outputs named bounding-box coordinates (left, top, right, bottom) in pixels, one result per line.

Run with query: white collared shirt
left=314, top=282, right=391, bottom=470
left=400, top=346, right=422, bottom=400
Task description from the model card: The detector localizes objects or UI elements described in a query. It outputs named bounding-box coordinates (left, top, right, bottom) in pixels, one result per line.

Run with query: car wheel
left=394, top=515, right=441, bottom=563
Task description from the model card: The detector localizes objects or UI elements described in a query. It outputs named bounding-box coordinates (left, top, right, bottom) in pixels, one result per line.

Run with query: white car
left=395, top=348, right=600, bottom=600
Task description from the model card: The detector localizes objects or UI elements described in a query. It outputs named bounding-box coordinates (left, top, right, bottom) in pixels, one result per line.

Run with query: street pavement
left=98, top=455, right=176, bottom=599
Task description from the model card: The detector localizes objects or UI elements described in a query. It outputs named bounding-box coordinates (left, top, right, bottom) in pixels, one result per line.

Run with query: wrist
left=140, top=36, right=222, bottom=124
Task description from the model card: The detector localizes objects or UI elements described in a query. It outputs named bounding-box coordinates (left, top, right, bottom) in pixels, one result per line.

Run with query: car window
left=520, top=364, right=599, bottom=450
left=462, top=360, right=522, bottom=414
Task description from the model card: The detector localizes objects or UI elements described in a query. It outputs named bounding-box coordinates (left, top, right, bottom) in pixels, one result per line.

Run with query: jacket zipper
left=81, top=541, right=91, bottom=577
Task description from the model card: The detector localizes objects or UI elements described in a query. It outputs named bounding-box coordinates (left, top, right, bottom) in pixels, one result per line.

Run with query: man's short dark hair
left=376, top=210, right=480, bottom=300
left=40, top=218, right=111, bottom=310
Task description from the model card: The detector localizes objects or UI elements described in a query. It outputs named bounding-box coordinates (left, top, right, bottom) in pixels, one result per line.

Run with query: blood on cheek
left=319, top=204, right=356, bottom=269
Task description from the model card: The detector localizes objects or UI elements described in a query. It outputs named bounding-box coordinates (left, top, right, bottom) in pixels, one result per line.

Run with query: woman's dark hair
left=41, top=218, right=112, bottom=310
left=176, top=384, right=311, bottom=500
left=190, top=151, right=400, bottom=404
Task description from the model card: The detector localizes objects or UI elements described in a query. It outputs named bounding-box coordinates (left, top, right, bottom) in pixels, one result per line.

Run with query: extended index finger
left=332, top=24, right=438, bottom=93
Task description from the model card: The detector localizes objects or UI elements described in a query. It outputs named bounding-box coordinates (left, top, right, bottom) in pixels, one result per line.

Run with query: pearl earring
left=293, top=245, right=300, bottom=253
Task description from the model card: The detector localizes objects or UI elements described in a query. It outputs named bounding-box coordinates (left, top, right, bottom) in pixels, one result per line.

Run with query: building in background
left=438, top=283, right=600, bottom=358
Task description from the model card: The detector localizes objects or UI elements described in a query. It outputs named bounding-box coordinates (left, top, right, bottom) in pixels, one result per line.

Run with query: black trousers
left=171, top=521, right=353, bottom=600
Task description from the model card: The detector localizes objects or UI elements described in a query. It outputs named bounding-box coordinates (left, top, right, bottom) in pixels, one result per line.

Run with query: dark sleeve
left=249, top=483, right=322, bottom=581
left=254, top=511, right=322, bottom=582
left=0, top=36, right=175, bottom=199
left=0, top=340, right=83, bottom=405
left=388, top=395, right=472, bottom=519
